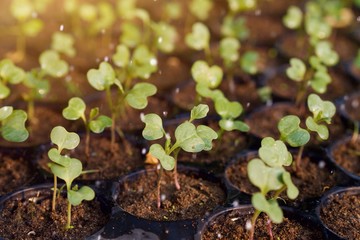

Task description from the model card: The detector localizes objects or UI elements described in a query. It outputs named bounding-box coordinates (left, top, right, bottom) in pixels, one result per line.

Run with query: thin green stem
left=352, top=121, right=359, bottom=143
left=52, top=175, right=57, bottom=212
left=66, top=186, right=72, bottom=230
left=295, top=145, right=305, bottom=171
left=249, top=209, right=261, bottom=240
left=156, top=167, right=163, bottom=209
left=172, top=148, right=181, bottom=190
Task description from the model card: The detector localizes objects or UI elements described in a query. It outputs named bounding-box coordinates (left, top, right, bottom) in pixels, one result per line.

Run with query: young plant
left=87, top=44, right=157, bottom=148
left=247, top=137, right=299, bottom=240
left=0, top=106, right=29, bottom=142
left=0, top=59, right=26, bottom=102
left=278, top=93, right=336, bottom=169
left=48, top=126, right=95, bottom=229
left=142, top=104, right=217, bottom=208
left=62, top=97, right=112, bottom=156
left=185, top=22, right=212, bottom=63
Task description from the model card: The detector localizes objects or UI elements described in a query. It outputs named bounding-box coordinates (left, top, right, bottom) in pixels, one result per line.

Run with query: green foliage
left=189, top=0, right=213, bottom=20
left=191, top=61, right=223, bottom=89
left=305, top=93, right=335, bottom=140
left=314, top=41, right=339, bottom=66
left=258, top=137, right=293, bottom=167
left=164, top=2, right=181, bottom=20
left=152, top=22, right=178, bottom=53
left=309, top=68, right=331, bottom=94
left=0, top=59, right=26, bottom=99
left=227, top=0, right=256, bottom=12
left=221, top=16, right=249, bottom=40
left=185, top=22, right=210, bottom=51
left=252, top=193, right=283, bottom=223
left=120, top=22, right=142, bottom=48
left=128, top=45, right=158, bottom=79
left=87, top=62, right=116, bottom=91
left=0, top=108, right=29, bottom=142
left=142, top=104, right=217, bottom=171
left=125, top=83, right=157, bottom=109
left=286, top=58, right=306, bottom=82
left=240, top=51, right=259, bottom=75
left=39, top=50, right=69, bottom=78
left=354, top=49, right=360, bottom=69
left=278, top=115, right=310, bottom=147
left=219, top=37, right=240, bottom=67
left=50, top=126, right=80, bottom=151
left=51, top=32, right=76, bottom=58
left=283, top=6, right=303, bottom=29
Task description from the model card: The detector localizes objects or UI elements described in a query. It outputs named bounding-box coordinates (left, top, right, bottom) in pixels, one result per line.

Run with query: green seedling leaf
left=214, top=97, right=242, bottom=119
left=48, top=148, right=71, bottom=165
left=278, top=115, right=310, bottom=147
left=51, top=32, right=76, bottom=58
left=196, top=125, right=218, bottom=151
left=23, top=71, right=50, bottom=98
left=189, top=0, right=213, bottom=20
left=307, top=93, right=336, bottom=123
left=283, top=6, right=303, bottom=29
left=191, top=61, right=223, bottom=88
left=120, top=22, right=142, bottom=48
left=165, top=2, right=181, bottom=20
left=2, top=109, right=29, bottom=142
left=227, top=0, right=256, bottom=12
left=153, top=22, right=177, bottom=53
left=219, top=37, right=240, bottom=66
left=310, top=70, right=331, bottom=94
left=185, top=22, right=210, bottom=51
left=112, top=44, right=130, bottom=68
left=39, top=50, right=69, bottom=78
left=87, top=62, right=116, bottom=91
left=221, top=15, right=249, bottom=40
left=306, top=116, right=329, bottom=140
left=305, top=17, right=331, bottom=40
left=125, top=83, right=157, bottom=109
left=0, top=83, right=10, bottom=100
left=22, top=18, right=43, bottom=37
left=247, top=159, right=284, bottom=194
left=50, top=126, right=80, bottom=151
left=175, top=121, right=205, bottom=153
left=252, top=193, right=283, bottom=224
left=190, top=104, right=209, bottom=121
left=195, top=84, right=224, bottom=99
left=89, top=108, right=99, bottom=120
left=50, top=157, right=82, bottom=185
left=219, top=119, right=249, bottom=132
left=259, top=137, right=293, bottom=167
left=79, top=3, right=97, bottom=21
left=240, top=51, right=259, bottom=75
left=142, top=113, right=164, bottom=140
left=149, top=144, right=175, bottom=170
left=0, top=106, right=13, bottom=121
left=286, top=58, right=306, bottom=82
left=315, top=41, right=339, bottom=66
left=309, top=56, right=326, bottom=71
left=0, top=59, right=26, bottom=84
left=11, top=0, right=33, bottom=20
left=68, top=186, right=95, bottom=206
left=62, top=97, right=85, bottom=120
left=282, top=171, right=299, bottom=199
left=116, top=0, right=136, bottom=19
left=129, top=45, right=158, bottom=79
left=89, top=115, right=112, bottom=133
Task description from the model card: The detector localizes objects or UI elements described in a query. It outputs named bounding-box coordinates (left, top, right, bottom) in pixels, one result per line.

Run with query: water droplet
left=351, top=99, right=359, bottom=108
left=255, top=10, right=261, bottom=16
left=150, top=58, right=158, bottom=66
left=357, top=16, right=360, bottom=22
left=158, top=37, right=163, bottom=43
left=232, top=200, right=239, bottom=207
left=217, top=233, right=222, bottom=238
left=246, top=102, right=250, bottom=107
left=165, top=229, right=169, bottom=234
left=318, top=161, right=325, bottom=169
left=141, top=148, right=147, bottom=154
left=104, top=56, right=109, bottom=62
left=163, top=111, right=168, bottom=117
left=175, top=88, right=180, bottom=93
left=140, top=112, right=145, bottom=121
left=245, top=220, right=252, bottom=230
left=59, top=24, right=64, bottom=31
left=31, top=12, right=38, bottom=18
left=161, top=194, right=166, bottom=201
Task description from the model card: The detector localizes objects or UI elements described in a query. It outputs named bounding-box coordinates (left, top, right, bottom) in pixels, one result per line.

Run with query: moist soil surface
left=38, top=133, right=145, bottom=180
left=117, top=168, right=226, bottom=221
left=201, top=208, right=324, bottom=239
left=0, top=148, right=38, bottom=195
left=0, top=190, right=108, bottom=240
left=226, top=152, right=338, bottom=206
left=320, top=190, right=360, bottom=239
left=331, top=137, right=360, bottom=176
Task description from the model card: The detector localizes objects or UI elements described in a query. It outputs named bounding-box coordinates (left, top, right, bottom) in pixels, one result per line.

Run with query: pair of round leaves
left=0, top=59, right=26, bottom=99
left=185, top=22, right=210, bottom=51
left=0, top=106, right=28, bottom=142
left=191, top=60, right=223, bottom=89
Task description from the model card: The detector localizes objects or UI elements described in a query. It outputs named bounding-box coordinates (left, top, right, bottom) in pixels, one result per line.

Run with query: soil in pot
left=330, top=136, right=360, bottom=179
left=116, top=167, right=226, bottom=221
left=0, top=186, right=109, bottom=240
left=225, top=151, right=339, bottom=209
left=318, top=187, right=360, bottom=239
left=199, top=206, right=324, bottom=240
left=0, top=147, right=39, bottom=196
left=37, top=132, right=145, bottom=181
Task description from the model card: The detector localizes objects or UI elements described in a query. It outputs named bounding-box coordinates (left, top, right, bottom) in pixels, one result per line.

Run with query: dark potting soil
left=117, top=169, right=226, bottom=221
left=38, top=134, right=145, bottom=180
left=343, top=92, right=360, bottom=122
left=201, top=208, right=324, bottom=240
left=226, top=153, right=338, bottom=204
left=0, top=193, right=108, bottom=240
left=320, top=191, right=360, bottom=239
left=0, top=150, right=36, bottom=195
left=332, top=137, right=360, bottom=176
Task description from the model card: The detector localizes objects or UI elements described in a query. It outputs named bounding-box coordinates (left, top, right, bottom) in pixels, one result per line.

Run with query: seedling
left=48, top=126, right=95, bottom=229
left=189, top=0, right=213, bottom=21
left=142, top=104, right=217, bottom=208
left=62, top=97, right=112, bottom=156
left=0, top=106, right=29, bottom=142
left=87, top=44, right=157, bottom=147
left=185, top=22, right=212, bottom=63
left=247, top=137, right=299, bottom=240
left=286, top=39, right=338, bottom=106
left=278, top=94, right=336, bottom=169
left=0, top=59, right=26, bottom=102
